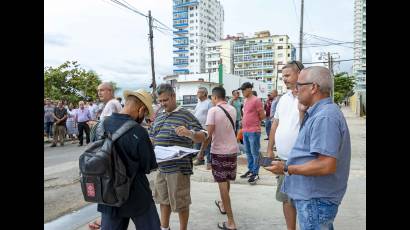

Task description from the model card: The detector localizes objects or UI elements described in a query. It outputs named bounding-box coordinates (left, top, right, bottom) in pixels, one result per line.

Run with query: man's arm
left=265, top=154, right=337, bottom=176
left=258, top=109, right=266, bottom=120
left=266, top=118, right=279, bottom=158
left=198, top=124, right=214, bottom=158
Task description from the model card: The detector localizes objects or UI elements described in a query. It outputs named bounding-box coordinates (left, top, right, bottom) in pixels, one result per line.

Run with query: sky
left=44, top=0, right=355, bottom=96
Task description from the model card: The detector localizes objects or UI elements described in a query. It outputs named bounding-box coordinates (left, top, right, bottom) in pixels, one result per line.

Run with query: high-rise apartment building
left=172, top=0, right=224, bottom=75
left=353, top=0, right=366, bottom=92
left=231, top=31, right=295, bottom=93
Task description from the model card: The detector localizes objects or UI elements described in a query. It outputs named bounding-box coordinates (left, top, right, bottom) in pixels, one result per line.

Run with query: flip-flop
left=217, top=222, right=237, bottom=230
left=214, top=200, right=227, bottom=214
left=88, top=220, right=101, bottom=229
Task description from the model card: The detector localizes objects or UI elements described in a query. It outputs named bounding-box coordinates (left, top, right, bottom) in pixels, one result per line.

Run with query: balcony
left=173, top=62, right=189, bottom=66
left=174, top=69, right=189, bottom=74
left=173, top=49, right=189, bottom=53
left=173, top=43, right=189, bottom=47
left=173, top=30, right=188, bottom=34
left=173, top=0, right=198, bottom=9
left=173, top=23, right=189, bottom=28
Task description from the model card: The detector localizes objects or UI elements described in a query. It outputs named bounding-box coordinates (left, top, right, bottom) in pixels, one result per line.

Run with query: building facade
left=164, top=73, right=269, bottom=109
left=230, top=31, right=294, bottom=94
left=205, top=39, right=234, bottom=74
left=353, top=0, right=366, bottom=92
left=173, top=0, right=224, bottom=75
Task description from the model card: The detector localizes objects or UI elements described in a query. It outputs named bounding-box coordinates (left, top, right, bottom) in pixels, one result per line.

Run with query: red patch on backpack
left=86, top=183, right=95, bottom=197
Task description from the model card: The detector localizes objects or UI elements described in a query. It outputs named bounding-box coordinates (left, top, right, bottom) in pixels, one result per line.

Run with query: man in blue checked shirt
left=265, top=66, right=351, bottom=230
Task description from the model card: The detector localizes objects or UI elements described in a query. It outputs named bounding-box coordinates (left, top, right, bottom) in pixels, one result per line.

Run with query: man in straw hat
left=92, top=89, right=161, bottom=230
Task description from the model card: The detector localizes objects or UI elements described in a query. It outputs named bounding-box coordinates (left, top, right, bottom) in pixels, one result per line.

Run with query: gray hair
left=156, top=83, right=175, bottom=96
left=98, top=82, right=115, bottom=96
left=198, top=87, right=208, bottom=96
left=303, top=66, right=332, bottom=94
left=282, top=60, right=304, bottom=72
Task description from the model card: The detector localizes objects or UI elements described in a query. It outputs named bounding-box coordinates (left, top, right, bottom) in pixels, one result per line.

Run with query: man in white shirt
left=266, top=60, right=307, bottom=230
left=88, top=82, right=123, bottom=230
left=193, top=87, right=213, bottom=169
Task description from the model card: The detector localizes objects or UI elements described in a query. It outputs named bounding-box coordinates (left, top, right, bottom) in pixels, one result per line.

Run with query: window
left=190, top=60, right=194, bottom=63
left=279, top=38, right=283, bottom=41
left=278, top=53, right=283, bottom=58
left=288, top=53, right=290, bottom=57
left=277, top=46, right=283, bottom=50
left=190, top=53, right=194, bottom=56
left=190, top=14, right=194, bottom=17
left=190, top=46, right=194, bottom=50
left=190, top=20, right=194, bottom=23
left=183, top=95, right=197, bottom=105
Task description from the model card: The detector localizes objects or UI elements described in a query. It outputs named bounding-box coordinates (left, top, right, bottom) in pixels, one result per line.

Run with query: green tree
left=334, top=72, right=356, bottom=104
left=44, top=61, right=103, bottom=105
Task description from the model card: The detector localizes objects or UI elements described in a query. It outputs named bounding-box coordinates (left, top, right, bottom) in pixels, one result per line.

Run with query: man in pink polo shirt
left=239, top=82, right=265, bottom=185
left=201, top=86, right=239, bottom=230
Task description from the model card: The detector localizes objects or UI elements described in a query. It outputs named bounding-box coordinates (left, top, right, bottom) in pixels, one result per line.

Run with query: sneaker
left=50, top=143, right=57, bottom=147
left=193, top=159, right=205, bottom=166
left=60, top=143, right=64, bottom=146
left=240, top=171, right=252, bottom=178
left=248, top=174, right=260, bottom=184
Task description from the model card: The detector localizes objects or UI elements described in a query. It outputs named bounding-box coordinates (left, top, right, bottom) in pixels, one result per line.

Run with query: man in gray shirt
left=265, top=66, right=351, bottom=229
left=193, top=87, right=213, bottom=169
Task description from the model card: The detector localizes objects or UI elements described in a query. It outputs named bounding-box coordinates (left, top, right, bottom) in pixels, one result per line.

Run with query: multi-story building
left=353, top=0, right=366, bottom=92
left=172, top=0, right=224, bottom=75
left=205, top=39, right=235, bottom=74
left=231, top=31, right=295, bottom=93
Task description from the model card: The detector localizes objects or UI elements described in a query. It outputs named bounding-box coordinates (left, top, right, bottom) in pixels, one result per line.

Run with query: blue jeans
left=44, top=121, right=54, bottom=138
left=265, top=119, right=272, bottom=137
left=235, top=120, right=240, bottom=134
left=194, top=142, right=211, bottom=164
left=293, top=198, right=339, bottom=230
left=243, top=132, right=261, bottom=175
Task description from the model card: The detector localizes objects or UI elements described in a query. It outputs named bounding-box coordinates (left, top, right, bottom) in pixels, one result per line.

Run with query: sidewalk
left=48, top=105, right=365, bottom=230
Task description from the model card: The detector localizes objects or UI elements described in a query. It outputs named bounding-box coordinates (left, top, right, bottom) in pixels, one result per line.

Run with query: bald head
left=302, top=66, right=332, bottom=94
left=97, top=82, right=115, bottom=102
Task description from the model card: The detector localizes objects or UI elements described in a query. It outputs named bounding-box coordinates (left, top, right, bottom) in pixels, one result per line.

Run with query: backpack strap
left=111, top=120, right=138, bottom=141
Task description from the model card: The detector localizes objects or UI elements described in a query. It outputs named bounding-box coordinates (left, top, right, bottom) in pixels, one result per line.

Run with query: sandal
left=217, top=222, right=237, bottom=230
left=88, top=220, right=101, bottom=229
left=214, top=200, right=226, bottom=214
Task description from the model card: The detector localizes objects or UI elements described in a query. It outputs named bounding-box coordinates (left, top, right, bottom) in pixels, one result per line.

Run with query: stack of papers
left=154, top=146, right=199, bottom=163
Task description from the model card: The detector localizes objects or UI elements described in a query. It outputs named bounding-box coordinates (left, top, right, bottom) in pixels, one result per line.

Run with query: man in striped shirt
left=150, top=83, right=207, bottom=230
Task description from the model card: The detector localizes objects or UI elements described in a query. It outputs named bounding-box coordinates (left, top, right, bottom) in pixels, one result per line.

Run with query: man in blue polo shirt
left=265, top=66, right=351, bottom=230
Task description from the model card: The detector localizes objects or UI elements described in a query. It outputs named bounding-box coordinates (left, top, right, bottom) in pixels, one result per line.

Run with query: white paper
left=154, top=146, right=200, bottom=163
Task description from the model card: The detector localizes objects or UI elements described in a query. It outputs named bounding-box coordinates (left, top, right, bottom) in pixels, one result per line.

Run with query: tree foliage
left=334, top=72, right=356, bottom=104
left=44, top=61, right=103, bottom=104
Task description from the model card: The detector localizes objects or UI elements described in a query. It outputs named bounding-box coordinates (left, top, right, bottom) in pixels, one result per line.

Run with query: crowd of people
left=44, top=88, right=124, bottom=147
left=45, top=62, right=351, bottom=230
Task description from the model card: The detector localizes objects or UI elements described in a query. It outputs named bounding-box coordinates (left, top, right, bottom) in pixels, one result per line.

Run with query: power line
left=110, top=0, right=148, bottom=17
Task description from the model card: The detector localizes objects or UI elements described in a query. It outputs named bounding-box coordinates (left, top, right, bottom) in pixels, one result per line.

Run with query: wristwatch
left=284, top=164, right=290, bottom=176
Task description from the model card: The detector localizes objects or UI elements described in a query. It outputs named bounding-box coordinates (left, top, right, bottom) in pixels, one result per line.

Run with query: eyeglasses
left=288, top=60, right=303, bottom=71
left=296, top=82, right=314, bottom=90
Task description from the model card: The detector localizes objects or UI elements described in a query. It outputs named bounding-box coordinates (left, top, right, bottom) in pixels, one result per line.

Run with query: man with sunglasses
left=265, top=66, right=351, bottom=229
left=266, top=60, right=306, bottom=230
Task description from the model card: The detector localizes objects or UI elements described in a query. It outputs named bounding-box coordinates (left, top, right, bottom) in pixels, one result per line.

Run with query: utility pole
left=299, top=0, right=304, bottom=62
left=328, top=52, right=334, bottom=102
left=148, top=10, right=157, bottom=102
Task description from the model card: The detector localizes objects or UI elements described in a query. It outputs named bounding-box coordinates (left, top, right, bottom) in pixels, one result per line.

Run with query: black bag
left=79, top=120, right=137, bottom=207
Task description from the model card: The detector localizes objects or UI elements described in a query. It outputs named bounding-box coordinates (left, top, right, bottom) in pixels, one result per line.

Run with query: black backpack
left=79, top=120, right=137, bottom=207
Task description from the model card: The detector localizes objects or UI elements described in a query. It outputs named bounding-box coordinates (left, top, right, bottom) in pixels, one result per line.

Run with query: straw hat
left=123, top=89, right=154, bottom=118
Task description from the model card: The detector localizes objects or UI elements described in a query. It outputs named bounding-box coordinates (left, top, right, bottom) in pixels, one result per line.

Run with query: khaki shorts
left=154, top=172, right=191, bottom=212
left=276, top=174, right=292, bottom=203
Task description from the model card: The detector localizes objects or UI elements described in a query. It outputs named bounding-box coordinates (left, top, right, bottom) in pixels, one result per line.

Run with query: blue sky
left=44, top=0, right=355, bottom=96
